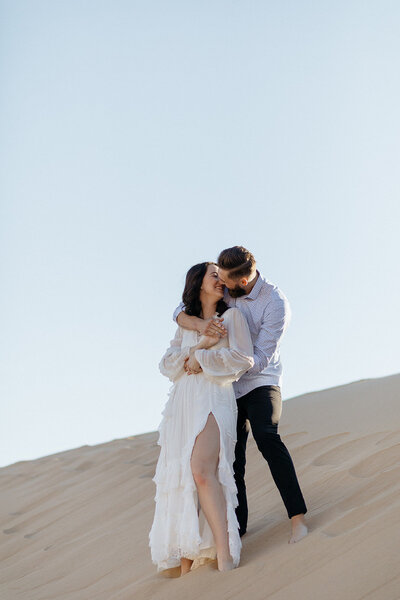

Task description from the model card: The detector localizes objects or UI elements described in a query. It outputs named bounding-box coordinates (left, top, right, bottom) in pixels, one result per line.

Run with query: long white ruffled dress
left=149, top=307, right=254, bottom=572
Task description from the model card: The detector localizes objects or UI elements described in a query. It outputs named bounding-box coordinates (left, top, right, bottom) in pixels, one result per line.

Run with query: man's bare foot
left=180, top=557, right=194, bottom=575
left=289, top=513, right=308, bottom=544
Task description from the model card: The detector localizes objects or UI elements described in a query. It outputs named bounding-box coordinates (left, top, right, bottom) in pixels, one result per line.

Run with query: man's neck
left=243, top=270, right=259, bottom=295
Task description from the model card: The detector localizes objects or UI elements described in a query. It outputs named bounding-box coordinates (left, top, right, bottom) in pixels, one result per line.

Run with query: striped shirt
left=172, top=271, right=292, bottom=398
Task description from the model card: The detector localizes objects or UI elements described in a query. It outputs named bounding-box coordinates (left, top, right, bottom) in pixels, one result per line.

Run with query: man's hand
left=198, top=317, right=227, bottom=338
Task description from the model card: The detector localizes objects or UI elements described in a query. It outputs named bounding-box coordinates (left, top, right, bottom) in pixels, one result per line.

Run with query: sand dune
left=1, top=373, right=400, bottom=599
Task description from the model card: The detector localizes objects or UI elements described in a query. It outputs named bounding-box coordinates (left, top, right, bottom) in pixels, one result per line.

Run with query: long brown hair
left=182, top=262, right=229, bottom=318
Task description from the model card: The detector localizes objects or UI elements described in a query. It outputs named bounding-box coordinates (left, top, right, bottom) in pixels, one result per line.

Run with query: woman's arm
left=184, top=333, right=222, bottom=374
left=193, top=308, right=254, bottom=385
left=158, top=327, right=192, bottom=382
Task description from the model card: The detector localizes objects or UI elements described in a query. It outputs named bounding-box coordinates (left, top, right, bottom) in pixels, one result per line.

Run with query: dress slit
left=188, top=410, right=233, bottom=564
left=190, top=410, right=221, bottom=459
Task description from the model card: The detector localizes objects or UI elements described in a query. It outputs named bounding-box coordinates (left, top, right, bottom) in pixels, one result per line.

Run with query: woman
left=149, top=262, right=254, bottom=575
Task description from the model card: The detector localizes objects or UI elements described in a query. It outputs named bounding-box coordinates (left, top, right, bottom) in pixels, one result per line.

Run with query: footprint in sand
left=124, top=457, right=157, bottom=466
left=141, top=460, right=157, bottom=467
left=73, top=460, right=94, bottom=472
left=4, top=525, right=38, bottom=538
left=290, top=432, right=349, bottom=464
left=375, top=430, right=400, bottom=446
left=282, top=431, right=308, bottom=443
left=62, top=460, right=94, bottom=472
left=349, top=443, right=400, bottom=478
left=3, top=526, right=19, bottom=534
left=337, top=465, right=400, bottom=511
left=322, top=488, right=399, bottom=537
left=311, top=433, right=385, bottom=467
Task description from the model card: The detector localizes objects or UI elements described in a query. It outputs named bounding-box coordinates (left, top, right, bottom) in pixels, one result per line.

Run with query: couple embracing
left=149, top=246, right=308, bottom=575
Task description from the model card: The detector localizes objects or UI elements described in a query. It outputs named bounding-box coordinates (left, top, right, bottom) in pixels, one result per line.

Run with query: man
left=172, top=246, right=308, bottom=544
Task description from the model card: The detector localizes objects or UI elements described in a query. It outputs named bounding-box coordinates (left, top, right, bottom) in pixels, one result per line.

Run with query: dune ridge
left=1, top=373, right=400, bottom=599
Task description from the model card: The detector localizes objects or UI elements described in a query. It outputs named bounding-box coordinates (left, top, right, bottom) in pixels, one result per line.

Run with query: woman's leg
left=190, top=412, right=234, bottom=571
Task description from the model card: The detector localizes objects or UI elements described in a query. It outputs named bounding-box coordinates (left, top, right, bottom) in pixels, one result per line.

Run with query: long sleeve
left=194, top=308, right=254, bottom=385
left=245, top=294, right=291, bottom=376
left=158, top=326, right=191, bottom=382
left=172, top=301, right=185, bottom=323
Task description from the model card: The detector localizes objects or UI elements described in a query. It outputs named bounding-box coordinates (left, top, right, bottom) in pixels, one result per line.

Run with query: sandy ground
left=1, top=372, right=400, bottom=600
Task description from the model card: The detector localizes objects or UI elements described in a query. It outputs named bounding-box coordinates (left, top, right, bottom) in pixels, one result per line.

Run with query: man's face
left=217, top=269, right=248, bottom=298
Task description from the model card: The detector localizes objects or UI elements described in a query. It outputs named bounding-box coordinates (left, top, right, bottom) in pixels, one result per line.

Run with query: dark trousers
left=233, top=385, right=307, bottom=535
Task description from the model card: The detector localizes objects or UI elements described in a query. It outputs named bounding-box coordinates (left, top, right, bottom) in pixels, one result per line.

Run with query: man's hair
left=217, top=246, right=256, bottom=279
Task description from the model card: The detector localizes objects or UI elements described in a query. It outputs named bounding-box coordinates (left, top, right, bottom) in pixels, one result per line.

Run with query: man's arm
left=177, top=311, right=205, bottom=333
left=172, top=301, right=203, bottom=332
left=245, top=296, right=291, bottom=376
left=172, top=301, right=185, bottom=323
left=172, top=302, right=227, bottom=337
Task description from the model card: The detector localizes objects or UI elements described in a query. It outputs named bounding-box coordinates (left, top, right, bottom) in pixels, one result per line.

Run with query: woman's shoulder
left=222, top=306, right=241, bottom=317
left=221, top=306, right=244, bottom=324
left=179, top=325, right=198, bottom=343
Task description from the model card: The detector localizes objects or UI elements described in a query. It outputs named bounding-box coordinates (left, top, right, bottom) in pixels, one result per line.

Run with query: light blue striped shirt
left=172, top=271, right=292, bottom=398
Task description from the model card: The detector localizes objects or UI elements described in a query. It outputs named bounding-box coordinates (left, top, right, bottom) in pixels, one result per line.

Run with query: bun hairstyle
left=182, top=261, right=229, bottom=318
left=217, top=246, right=256, bottom=279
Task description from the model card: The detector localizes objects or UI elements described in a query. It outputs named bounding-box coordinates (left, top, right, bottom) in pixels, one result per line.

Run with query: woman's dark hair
left=182, top=262, right=229, bottom=318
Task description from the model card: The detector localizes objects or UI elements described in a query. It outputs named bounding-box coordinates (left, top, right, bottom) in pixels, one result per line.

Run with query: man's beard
left=227, top=285, right=247, bottom=298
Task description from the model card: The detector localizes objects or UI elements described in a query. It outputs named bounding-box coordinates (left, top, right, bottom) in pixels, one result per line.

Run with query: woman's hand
left=197, top=334, right=221, bottom=349
left=184, top=349, right=202, bottom=375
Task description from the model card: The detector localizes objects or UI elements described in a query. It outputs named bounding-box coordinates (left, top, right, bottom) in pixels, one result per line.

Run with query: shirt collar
left=243, top=270, right=263, bottom=300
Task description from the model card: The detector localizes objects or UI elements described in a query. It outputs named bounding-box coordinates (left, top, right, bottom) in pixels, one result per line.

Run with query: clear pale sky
left=1, top=1, right=399, bottom=468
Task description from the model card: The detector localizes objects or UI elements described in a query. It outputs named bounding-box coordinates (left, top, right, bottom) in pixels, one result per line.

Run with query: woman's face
left=200, top=264, right=225, bottom=299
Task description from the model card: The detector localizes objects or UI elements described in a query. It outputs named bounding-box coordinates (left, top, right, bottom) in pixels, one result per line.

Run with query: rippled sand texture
left=1, top=373, right=400, bottom=600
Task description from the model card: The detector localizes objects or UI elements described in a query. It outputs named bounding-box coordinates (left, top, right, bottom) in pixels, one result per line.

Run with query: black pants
left=233, top=385, right=307, bottom=535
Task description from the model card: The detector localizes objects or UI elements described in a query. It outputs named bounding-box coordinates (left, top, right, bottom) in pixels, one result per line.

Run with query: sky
left=1, top=1, right=399, bottom=468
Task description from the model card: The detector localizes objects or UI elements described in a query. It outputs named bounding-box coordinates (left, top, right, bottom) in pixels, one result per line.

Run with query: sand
left=1, top=372, right=400, bottom=600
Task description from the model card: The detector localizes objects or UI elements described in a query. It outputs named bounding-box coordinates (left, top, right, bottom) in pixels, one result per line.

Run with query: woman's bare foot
left=289, top=513, right=308, bottom=544
left=180, top=557, right=194, bottom=575
left=217, top=553, right=235, bottom=571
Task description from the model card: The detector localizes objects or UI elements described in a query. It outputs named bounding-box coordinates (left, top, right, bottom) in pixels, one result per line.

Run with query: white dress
left=149, top=307, right=254, bottom=572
